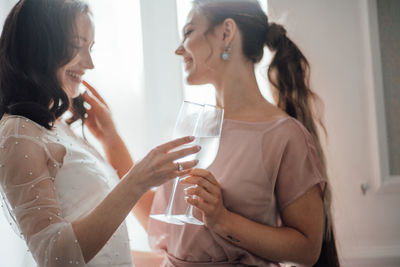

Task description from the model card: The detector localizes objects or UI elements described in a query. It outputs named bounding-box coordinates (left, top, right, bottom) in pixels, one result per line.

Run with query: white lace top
left=0, top=115, right=133, bottom=267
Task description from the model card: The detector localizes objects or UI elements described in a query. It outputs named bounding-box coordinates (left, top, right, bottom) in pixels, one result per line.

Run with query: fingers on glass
left=166, top=145, right=200, bottom=162
left=160, top=136, right=195, bottom=152
left=172, top=159, right=198, bottom=172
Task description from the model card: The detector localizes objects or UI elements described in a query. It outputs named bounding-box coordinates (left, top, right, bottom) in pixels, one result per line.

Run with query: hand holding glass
left=175, top=104, right=224, bottom=225
left=150, top=102, right=223, bottom=225
left=149, top=101, right=204, bottom=225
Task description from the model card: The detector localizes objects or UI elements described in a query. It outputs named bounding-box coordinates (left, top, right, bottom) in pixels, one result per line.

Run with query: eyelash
left=184, top=30, right=193, bottom=37
left=72, top=45, right=94, bottom=53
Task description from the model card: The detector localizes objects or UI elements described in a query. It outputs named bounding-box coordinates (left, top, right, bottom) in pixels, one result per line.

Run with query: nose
left=82, top=51, right=95, bottom=70
left=175, top=44, right=184, bottom=56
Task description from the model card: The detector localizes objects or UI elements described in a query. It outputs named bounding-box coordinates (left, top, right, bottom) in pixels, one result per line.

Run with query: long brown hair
left=193, top=0, right=339, bottom=266
left=0, top=0, right=89, bottom=129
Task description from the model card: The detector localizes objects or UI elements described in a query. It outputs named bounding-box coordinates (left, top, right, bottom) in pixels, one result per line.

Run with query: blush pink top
left=148, top=117, right=326, bottom=266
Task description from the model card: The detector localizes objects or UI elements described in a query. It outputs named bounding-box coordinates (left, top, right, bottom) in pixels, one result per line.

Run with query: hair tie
left=265, top=22, right=287, bottom=50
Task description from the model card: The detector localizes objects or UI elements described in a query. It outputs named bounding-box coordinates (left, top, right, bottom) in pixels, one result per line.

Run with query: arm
left=81, top=81, right=155, bottom=230
left=100, top=132, right=156, bottom=231
left=182, top=169, right=324, bottom=266
left=0, top=127, right=198, bottom=265
left=81, top=80, right=133, bottom=178
left=75, top=137, right=199, bottom=263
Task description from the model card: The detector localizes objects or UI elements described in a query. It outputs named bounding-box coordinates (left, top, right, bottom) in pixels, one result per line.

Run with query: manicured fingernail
left=197, top=146, right=202, bottom=151
left=189, top=136, right=195, bottom=141
left=184, top=196, right=190, bottom=201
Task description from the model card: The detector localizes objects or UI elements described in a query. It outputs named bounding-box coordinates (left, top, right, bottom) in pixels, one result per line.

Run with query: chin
left=186, top=75, right=208, bottom=86
left=64, top=85, right=80, bottom=99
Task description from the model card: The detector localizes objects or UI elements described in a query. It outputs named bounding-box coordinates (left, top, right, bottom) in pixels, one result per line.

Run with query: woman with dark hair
left=141, top=0, right=340, bottom=266
left=0, top=0, right=199, bottom=266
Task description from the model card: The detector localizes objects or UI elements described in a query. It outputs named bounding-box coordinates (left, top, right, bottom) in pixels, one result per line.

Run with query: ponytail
left=266, top=23, right=340, bottom=267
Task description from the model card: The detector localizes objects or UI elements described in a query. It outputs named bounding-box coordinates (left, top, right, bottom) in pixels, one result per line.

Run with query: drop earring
left=221, top=44, right=232, bottom=61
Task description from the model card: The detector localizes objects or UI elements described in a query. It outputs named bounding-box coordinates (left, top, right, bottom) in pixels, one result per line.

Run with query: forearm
left=132, top=189, right=155, bottom=231
left=213, top=211, right=320, bottom=265
left=102, top=132, right=134, bottom=178
left=72, top=172, right=146, bottom=263
left=101, top=133, right=155, bottom=230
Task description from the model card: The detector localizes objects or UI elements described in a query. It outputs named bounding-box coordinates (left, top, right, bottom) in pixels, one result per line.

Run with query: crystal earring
left=221, top=45, right=232, bottom=61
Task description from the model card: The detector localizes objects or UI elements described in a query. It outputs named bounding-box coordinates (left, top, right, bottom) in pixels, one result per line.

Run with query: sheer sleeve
left=273, top=120, right=326, bottom=210
left=0, top=120, right=86, bottom=266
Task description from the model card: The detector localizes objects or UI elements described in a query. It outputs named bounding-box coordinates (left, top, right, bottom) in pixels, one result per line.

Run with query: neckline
left=224, top=116, right=291, bottom=125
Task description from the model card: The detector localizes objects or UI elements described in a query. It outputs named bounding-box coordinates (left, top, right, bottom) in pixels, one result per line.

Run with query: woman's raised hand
left=129, top=136, right=200, bottom=191
left=81, top=80, right=118, bottom=144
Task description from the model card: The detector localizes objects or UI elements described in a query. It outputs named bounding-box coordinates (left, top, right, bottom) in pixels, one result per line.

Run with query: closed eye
left=184, top=29, right=193, bottom=38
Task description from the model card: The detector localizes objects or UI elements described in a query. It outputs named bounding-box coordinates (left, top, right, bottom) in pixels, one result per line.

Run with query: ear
left=222, top=18, right=236, bottom=45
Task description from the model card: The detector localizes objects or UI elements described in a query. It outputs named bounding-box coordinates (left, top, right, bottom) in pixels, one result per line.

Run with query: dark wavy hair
left=0, top=0, right=90, bottom=129
left=192, top=0, right=340, bottom=266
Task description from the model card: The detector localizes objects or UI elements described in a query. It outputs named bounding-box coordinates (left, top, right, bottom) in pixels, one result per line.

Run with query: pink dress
left=148, top=117, right=326, bottom=266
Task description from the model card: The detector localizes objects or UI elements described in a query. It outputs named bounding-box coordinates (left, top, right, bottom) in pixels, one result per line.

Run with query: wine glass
left=175, top=104, right=224, bottom=225
left=149, top=101, right=204, bottom=225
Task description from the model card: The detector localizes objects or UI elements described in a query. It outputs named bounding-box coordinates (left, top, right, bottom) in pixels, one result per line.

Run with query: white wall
left=140, top=0, right=184, bottom=152
left=268, top=0, right=400, bottom=266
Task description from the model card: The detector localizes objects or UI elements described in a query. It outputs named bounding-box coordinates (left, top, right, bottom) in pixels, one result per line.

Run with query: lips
left=66, top=70, right=84, bottom=82
left=184, top=57, right=193, bottom=70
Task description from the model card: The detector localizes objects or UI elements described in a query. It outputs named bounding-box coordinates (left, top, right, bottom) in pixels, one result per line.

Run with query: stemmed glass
left=149, top=101, right=204, bottom=225
left=175, top=104, right=224, bottom=225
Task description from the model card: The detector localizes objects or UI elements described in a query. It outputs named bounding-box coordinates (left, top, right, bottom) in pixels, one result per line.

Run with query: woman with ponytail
left=143, top=0, right=340, bottom=266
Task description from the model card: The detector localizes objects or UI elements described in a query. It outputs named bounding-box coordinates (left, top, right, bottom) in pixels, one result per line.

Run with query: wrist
left=100, top=129, right=121, bottom=148
left=124, top=166, right=151, bottom=197
left=211, top=207, right=232, bottom=235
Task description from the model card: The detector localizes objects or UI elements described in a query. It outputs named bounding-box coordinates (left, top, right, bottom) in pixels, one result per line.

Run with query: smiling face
left=57, top=13, right=95, bottom=99
left=175, top=11, right=225, bottom=85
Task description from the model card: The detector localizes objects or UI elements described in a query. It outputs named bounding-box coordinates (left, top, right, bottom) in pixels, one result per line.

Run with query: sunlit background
left=2, top=1, right=400, bottom=267
left=0, top=0, right=270, bottom=265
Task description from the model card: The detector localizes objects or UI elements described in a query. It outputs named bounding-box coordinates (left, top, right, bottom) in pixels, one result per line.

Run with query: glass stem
left=185, top=205, right=194, bottom=218
left=165, top=176, right=180, bottom=216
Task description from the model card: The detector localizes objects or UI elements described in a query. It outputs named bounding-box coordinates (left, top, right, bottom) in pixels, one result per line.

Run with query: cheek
left=186, top=36, right=207, bottom=59
left=66, top=54, right=81, bottom=69
left=57, top=67, right=66, bottom=85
